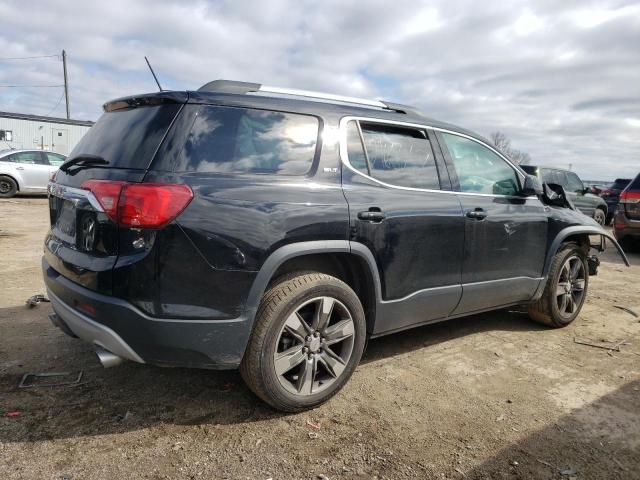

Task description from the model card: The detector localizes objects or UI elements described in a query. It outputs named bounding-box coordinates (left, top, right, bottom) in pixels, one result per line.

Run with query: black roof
left=0, top=111, right=94, bottom=127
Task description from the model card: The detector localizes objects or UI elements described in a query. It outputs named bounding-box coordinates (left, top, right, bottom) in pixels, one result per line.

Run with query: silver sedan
left=0, top=149, right=66, bottom=198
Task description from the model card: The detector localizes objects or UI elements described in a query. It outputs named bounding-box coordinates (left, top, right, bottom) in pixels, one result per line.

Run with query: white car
left=0, top=149, right=66, bottom=198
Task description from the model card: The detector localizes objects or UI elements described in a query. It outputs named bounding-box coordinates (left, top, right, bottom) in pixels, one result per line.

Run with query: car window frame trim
left=338, top=115, right=530, bottom=199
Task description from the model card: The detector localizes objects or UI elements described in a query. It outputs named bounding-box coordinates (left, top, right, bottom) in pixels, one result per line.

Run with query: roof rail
left=196, top=80, right=411, bottom=113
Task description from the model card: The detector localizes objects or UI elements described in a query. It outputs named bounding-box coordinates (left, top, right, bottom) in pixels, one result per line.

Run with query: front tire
left=240, top=273, right=366, bottom=412
left=528, top=243, right=589, bottom=327
left=0, top=176, right=18, bottom=198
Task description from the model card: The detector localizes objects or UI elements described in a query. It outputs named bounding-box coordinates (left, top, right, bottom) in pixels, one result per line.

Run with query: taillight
left=619, top=190, right=640, bottom=204
left=81, top=180, right=193, bottom=228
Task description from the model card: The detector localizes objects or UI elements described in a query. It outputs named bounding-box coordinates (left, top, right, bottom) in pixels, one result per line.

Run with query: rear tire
left=0, top=176, right=17, bottom=198
left=240, top=272, right=366, bottom=412
left=593, top=208, right=606, bottom=225
left=528, top=243, right=589, bottom=328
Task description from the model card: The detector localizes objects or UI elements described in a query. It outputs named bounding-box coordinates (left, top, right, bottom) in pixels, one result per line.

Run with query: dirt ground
left=1, top=197, right=639, bottom=480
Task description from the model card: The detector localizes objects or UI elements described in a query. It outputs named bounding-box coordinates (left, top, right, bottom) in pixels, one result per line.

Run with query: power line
left=43, top=90, right=65, bottom=117
left=0, top=54, right=60, bottom=61
left=0, top=84, right=64, bottom=88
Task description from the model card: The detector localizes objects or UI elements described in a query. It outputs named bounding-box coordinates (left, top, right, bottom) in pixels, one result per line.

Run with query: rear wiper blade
left=59, top=154, right=109, bottom=172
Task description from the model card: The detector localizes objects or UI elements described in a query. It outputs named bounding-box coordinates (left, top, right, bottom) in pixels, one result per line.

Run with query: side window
left=46, top=153, right=66, bottom=166
left=441, top=133, right=520, bottom=195
left=9, top=152, right=41, bottom=164
left=182, top=106, right=318, bottom=175
left=345, top=121, right=368, bottom=174
left=541, top=169, right=557, bottom=184
left=566, top=172, right=584, bottom=192
left=354, top=122, right=440, bottom=190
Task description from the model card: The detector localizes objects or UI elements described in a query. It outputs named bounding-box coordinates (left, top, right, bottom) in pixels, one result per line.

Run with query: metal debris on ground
left=573, top=337, right=630, bottom=352
left=25, top=294, right=50, bottom=308
left=613, top=305, right=639, bottom=318
left=308, top=432, right=319, bottom=439
left=18, top=371, right=84, bottom=388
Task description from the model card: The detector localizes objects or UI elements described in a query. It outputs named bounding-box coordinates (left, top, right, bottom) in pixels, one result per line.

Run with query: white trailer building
left=0, top=111, right=93, bottom=156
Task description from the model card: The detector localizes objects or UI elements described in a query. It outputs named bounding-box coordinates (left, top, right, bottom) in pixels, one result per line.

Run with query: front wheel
left=528, top=243, right=589, bottom=327
left=240, top=273, right=366, bottom=412
left=0, top=176, right=18, bottom=198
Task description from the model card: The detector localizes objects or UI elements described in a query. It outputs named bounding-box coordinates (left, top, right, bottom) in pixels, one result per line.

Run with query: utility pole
left=62, top=49, right=70, bottom=119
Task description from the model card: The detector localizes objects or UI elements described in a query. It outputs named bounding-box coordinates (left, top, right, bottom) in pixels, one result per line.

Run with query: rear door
left=437, top=131, right=548, bottom=314
left=45, top=98, right=185, bottom=294
left=340, top=118, right=464, bottom=334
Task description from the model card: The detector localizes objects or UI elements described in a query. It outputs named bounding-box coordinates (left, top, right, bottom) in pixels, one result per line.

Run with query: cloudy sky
left=1, top=0, right=638, bottom=179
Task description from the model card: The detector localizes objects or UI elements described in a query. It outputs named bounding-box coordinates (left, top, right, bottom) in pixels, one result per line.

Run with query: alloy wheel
left=273, top=296, right=355, bottom=396
left=0, top=180, right=10, bottom=194
left=555, top=255, right=586, bottom=318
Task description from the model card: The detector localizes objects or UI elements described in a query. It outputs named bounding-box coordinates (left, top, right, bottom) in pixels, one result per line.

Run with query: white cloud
left=0, top=0, right=638, bottom=179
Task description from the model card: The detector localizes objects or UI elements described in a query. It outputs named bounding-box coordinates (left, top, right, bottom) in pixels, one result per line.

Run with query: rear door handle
left=358, top=209, right=385, bottom=222
left=16, top=166, right=24, bottom=170
left=466, top=208, right=487, bottom=220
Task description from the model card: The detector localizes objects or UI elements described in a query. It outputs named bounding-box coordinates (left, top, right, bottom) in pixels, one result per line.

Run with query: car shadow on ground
left=462, top=379, right=639, bottom=479
left=0, top=304, right=546, bottom=443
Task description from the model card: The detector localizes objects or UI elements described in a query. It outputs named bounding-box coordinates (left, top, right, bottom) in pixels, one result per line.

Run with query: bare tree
left=489, top=131, right=531, bottom=165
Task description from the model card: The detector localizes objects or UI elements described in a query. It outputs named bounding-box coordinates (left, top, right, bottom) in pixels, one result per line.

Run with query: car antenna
left=144, top=56, right=164, bottom=92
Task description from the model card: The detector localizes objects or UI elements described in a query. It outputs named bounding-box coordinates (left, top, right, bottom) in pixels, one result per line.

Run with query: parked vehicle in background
left=613, top=173, right=640, bottom=249
left=42, top=81, right=628, bottom=412
left=0, top=149, right=66, bottom=197
left=600, top=178, right=632, bottom=224
left=521, top=165, right=608, bottom=225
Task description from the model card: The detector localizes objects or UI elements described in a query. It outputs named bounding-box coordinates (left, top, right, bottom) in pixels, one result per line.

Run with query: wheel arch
left=244, top=241, right=382, bottom=337
left=0, top=172, right=21, bottom=191
left=543, top=226, right=629, bottom=278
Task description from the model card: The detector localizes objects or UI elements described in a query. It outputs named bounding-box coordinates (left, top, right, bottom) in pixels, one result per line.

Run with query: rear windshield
left=179, top=105, right=319, bottom=175
left=629, top=174, right=640, bottom=191
left=612, top=178, right=631, bottom=189
left=68, top=104, right=181, bottom=169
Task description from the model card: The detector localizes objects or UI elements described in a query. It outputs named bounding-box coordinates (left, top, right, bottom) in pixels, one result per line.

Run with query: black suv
left=43, top=81, right=628, bottom=411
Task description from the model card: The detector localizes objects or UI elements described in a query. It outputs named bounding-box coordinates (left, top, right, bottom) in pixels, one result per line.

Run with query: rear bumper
left=614, top=212, right=640, bottom=240
left=43, top=257, right=252, bottom=369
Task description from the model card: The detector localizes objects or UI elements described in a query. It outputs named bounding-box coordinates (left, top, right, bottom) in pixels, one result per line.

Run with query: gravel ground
left=1, top=197, right=639, bottom=480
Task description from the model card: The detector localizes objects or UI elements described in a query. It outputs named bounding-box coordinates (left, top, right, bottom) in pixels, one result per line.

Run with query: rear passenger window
left=345, top=121, right=440, bottom=190
left=182, top=106, right=318, bottom=175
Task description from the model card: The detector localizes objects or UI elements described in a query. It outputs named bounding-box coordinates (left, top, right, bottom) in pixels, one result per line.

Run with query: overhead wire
left=0, top=54, right=60, bottom=61
left=43, top=90, right=65, bottom=117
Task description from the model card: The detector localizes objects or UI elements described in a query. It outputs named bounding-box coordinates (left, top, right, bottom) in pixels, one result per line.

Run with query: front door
left=51, top=128, right=68, bottom=155
left=341, top=119, right=465, bottom=335
left=436, top=131, right=548, bottom=314
left=8, top=151, right=51, bottom=191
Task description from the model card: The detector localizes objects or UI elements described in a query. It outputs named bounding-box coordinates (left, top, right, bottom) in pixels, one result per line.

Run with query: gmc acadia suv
left=43, top=80, right=629, bottom=411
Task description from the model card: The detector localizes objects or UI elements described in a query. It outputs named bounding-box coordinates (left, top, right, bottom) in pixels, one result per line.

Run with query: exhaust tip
left=95, top=347, right=124, bottom=368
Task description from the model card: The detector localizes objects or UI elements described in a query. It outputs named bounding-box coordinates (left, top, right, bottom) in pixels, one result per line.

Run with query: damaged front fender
left=544, top=225, right=630, bottom=277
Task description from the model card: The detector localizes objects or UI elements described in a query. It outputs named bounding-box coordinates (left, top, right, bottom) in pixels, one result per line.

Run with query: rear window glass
left=353, top=122, right=440, bottom=190
left=629, top=174, right=640, bottom=191
left=181, top=106, right=318, bottom=175
left=613, top=179, right=632, bottom=189
left=68, top=104, right=181, bottom=169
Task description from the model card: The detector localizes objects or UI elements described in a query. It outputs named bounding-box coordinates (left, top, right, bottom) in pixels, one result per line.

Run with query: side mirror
left=521, top=174, right=543, bottom=196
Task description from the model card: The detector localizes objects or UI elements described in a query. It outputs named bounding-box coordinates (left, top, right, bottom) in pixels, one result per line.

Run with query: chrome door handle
left=16, top=166, right=24, bottom=170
